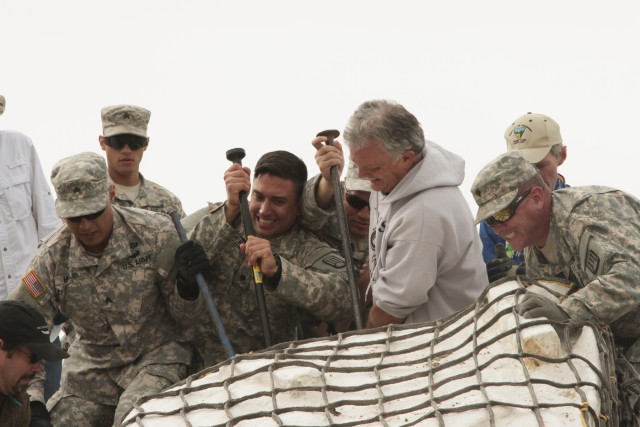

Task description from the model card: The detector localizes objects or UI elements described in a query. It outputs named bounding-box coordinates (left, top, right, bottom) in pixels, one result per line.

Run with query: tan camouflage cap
left=344, top=161, right=371, bottom=192
left=504, top=112, right=562, bottom=163
left=471, top=152, right=539, bottom=224
left=51, top=152, right=109, bottom=218
left=0, top=95, right=5, bottom=116
left=101, top=104, right=150, bottom=138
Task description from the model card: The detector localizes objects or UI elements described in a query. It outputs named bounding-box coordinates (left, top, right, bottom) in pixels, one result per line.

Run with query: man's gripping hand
left=175, top=240, right=210, bottom=299
left=517, top=294, right=569, bottom=322
left=486, top=243, right=515, bottom=282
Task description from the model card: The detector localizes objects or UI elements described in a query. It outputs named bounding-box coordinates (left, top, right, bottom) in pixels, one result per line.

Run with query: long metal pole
left=169, top=212, right=235, bottom=359
left=316, top=129, right=364, bottom=330
left=225, top=148, right=273, bottom=348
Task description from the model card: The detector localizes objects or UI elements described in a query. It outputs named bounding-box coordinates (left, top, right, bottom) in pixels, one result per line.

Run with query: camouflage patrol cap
left=51, top=152, right=109, bottom=218
left=504, top=112, right=563, bottom=163
left=345, top=161, right=371, bottom=192
left=471, top=152, right=538, bottom=224
left=101, top=104, right=150, bottom=138
left=0, top=95, right=5, bottom=116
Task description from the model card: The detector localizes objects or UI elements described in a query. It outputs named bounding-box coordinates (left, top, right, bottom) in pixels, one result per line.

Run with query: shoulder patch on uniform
left=22, top=269, right=47, bottom=300
left=578, top=231, right=605, bottom=277
left=322, top=254, right=346, bottom=269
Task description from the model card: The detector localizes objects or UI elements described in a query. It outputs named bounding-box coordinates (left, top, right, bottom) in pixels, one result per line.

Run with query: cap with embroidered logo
left=471, top=151, right=539, bottom=224
left=0, top=300, right=69, bottom=361
left=504, top=112, right=563, bottom=163
left=51, top=152, right=109, bottom=219
left=101, top=104, right=150, bottom=138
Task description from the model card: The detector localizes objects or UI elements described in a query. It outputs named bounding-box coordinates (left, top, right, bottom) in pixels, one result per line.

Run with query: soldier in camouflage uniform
left=302, top=136, right=372, bottom=331
left=9, top=152, right=202, bottom=427
left=99, top=104, right=185, bottom=217
left=185, top=150, right=353, bottom=368
left=471, top=151, right=640, bottom=420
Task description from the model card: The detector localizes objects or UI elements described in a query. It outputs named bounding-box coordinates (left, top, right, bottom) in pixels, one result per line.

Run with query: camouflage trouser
left=48, top=363, right=186, bottom=427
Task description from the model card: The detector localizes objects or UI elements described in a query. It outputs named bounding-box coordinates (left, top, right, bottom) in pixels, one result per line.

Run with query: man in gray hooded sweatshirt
left=344, top=100, right=488, bottom=328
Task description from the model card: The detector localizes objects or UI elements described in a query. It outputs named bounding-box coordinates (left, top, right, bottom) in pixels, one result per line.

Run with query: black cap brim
left=27, top=342, right=70, bottom=361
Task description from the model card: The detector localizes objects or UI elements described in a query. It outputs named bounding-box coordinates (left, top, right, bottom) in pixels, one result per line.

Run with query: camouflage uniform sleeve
left=8, top=246, right=60, bottom=329
left=559, top=194, right=640, bottom=326
left=299, top=174, right=334, bottom=234
left=189, top=202, right=245, bottom=256
left=267, top=243, right=352, bottom=323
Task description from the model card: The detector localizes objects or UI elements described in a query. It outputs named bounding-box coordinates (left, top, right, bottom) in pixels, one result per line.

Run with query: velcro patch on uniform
left=323, top=255, right=346, bottom=269
left=585, top=250, right=600, bottom=274
left=22, top=269, right=47, bottom=300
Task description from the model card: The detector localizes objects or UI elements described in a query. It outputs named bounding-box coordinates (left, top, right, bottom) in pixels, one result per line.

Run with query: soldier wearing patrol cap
left=0, top=301, right=69, bottom=426
left=9, top=152, right=205, bottom=427
left=481, top=112, right=570, bottom=282
left=182, top=150, right=352, bottom=368
left=98, top=104, right=185, bottom=217
left=471, top=151, right=640, bottom=420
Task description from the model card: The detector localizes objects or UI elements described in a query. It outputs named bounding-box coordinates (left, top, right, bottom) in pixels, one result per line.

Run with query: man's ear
left=530, top=186, right=547, bottom=205
left=99, top=136, right=107, bottom=151
left=402, top=150, right=416, bottom=171
left=558, top=145, right=567, bottom=166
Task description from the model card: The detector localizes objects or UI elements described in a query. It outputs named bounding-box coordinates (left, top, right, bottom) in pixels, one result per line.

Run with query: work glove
left=175, top=240, right=210, bottom=299
left=486, top=243, right=515, bottom=282
left=30, top=401, right=52, bottom=427
left=517, top=293, right=569, bottom=322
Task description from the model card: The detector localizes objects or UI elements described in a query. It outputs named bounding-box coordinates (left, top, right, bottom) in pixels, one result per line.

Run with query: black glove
left=486, top=243, right=515, bottom=282
left=517, top=293, right=569, bottom=322
left=30, top=401, right=52, bottom=427
left=175, top=240, right=210, bottom=299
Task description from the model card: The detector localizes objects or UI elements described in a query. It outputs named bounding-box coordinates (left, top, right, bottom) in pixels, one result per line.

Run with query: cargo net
left=123, top=277, right=620, bottom=427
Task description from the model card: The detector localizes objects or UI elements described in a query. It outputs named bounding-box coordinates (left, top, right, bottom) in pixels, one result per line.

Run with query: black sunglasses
left=104, top=135, right=148, bottom=151
left=66, top=207, right=107, bottom=224
left=345, top=193, right=369, bottom=211
left=484, top=189, right=532, bottom=227
left=18, top=348, right=41, bottom=364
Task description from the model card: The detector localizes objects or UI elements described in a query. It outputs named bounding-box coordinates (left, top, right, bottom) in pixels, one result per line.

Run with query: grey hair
left=549, top=143, right=564, bottom=158
left=343, top=100, right=426, bottom=160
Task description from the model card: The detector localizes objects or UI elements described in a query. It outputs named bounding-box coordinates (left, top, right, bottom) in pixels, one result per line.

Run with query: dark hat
left=0, top=301, right=69, bottom=361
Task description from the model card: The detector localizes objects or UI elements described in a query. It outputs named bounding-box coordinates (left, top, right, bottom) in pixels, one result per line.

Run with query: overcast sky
left=2, top=0, right=639, bottom=215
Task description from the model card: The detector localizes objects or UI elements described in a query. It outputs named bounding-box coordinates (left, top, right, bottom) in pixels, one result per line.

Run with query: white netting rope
left=123, top=277, right=619, bottom=427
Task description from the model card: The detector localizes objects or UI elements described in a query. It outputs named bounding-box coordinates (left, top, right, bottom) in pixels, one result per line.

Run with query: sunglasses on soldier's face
left=104, top=135, right=148, bottom=151
left=345, top=193, right=369, bottom=211
left=484, top=189, right=531, bottom=227
left=66, top=207, right=106, bottom=224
